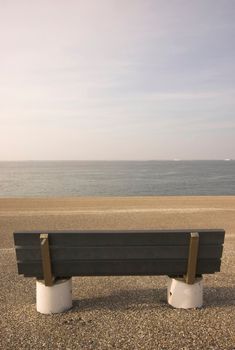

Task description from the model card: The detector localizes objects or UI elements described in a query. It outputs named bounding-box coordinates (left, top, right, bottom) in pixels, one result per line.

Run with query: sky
left=0, top=0, right=235, bottom=160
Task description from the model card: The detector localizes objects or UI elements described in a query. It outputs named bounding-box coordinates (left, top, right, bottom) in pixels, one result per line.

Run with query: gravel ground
left=0, top=196, right=234, bottom=350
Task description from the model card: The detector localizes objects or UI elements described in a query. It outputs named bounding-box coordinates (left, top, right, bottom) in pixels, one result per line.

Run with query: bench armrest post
left=185, top=232, right=199, bottom=284
left=40, top=234, right=54, bottom=286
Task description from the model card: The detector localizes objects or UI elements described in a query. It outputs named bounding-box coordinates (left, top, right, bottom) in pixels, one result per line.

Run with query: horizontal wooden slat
left=15, top=244, right=223, bottom=261
left=17, top=258, right=222, bottom=278
left=14, top=229, right=225, bottom=247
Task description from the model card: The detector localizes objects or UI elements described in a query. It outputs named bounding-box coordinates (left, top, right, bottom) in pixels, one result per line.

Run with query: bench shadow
left=72, top=288, right=167, bottom=312
left=203, top=286, right=235, bottom=308
left=71, top=287, right=235, bottom=312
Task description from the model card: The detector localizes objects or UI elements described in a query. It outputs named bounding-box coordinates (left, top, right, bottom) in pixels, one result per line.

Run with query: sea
left=0, top=160, right=235, bottom=197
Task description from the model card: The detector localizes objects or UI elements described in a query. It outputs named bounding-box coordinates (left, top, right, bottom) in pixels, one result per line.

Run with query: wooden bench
left=14, top=229, right=225, bottom=311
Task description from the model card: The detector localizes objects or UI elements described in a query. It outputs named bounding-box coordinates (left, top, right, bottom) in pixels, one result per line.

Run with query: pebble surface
left=0, top=196, right=235, bottom=350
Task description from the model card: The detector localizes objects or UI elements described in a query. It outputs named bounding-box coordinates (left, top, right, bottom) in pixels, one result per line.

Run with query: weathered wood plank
left=40, top=234, right=53, bottom=286
left=17, top=258, right=222, bottom=278
left=14, top=229, right=225, bottom=247
left=185, top=232, right=199, bottom=284
left=15, top=244, right=224, bottom=261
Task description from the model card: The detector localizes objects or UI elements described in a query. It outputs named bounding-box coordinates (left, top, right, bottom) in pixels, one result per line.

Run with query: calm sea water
left=0, top=161, right=235, bottom=197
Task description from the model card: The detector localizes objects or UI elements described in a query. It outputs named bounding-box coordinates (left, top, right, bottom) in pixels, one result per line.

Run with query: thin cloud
left=0, top=0, right=235, bottom=160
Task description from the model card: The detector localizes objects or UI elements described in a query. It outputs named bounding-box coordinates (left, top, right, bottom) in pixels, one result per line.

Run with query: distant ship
left=224, top=159, right=231, bottom=161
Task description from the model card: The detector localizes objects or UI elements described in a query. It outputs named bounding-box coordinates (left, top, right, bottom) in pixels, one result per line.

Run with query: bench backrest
left=14, top=229, right=225, bottom=279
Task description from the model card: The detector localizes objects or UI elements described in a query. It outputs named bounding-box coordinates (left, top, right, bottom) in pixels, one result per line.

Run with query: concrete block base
left=36, top=278, right=72, bottom=314
left=167, top=277, right=203, bottom=309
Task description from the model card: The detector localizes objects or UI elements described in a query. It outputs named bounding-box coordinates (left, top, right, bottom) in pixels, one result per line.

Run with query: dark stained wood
left=40, top=234, right=53, bottom=286
left=14, top=229, right=225, bottom=247
left=15, top=244, right=223, bottom=261
left=185, top=232, right=199, bottom=284
left=17, top=258, right=222, bottom=278
left=13, top=229, right=225, bottom=279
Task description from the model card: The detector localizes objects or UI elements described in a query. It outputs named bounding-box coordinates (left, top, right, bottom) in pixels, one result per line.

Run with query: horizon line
left=0, top=159, right=234, bottom=162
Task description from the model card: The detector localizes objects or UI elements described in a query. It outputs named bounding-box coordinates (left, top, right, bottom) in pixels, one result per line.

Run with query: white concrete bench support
left=38, top=233, right=72, bottom=314
left=167, top=232, right=203, bottom=308
left=36, top=278, right=73, bottom=314
left=167, top=277, right=203, bottom=308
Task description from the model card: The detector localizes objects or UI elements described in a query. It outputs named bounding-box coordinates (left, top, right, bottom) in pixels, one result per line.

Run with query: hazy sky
left=0, top=0, right=235, bottom=160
